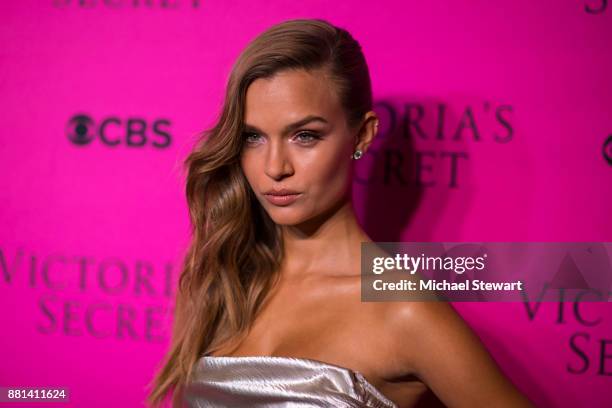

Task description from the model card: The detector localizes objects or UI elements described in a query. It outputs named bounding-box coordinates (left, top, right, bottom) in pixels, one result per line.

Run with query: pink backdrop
left=1, top=1, right=611, bottom=407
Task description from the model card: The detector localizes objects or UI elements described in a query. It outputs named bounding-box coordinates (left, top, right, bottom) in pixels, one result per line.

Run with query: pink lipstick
left=263, top=188, right=302, bottom=206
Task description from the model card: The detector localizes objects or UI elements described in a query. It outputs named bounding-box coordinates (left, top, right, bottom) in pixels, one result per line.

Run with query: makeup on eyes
left=242, top=129, right=325, bottom=146
left=291, top=131, right=322, bottom=143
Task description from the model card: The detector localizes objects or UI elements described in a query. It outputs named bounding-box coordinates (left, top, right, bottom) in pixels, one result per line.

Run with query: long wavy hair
left=146, top=18, right=373, bottom=407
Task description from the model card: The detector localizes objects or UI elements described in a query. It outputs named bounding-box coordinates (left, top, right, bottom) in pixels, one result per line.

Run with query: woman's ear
left=353, top=111, right=379, bottom=154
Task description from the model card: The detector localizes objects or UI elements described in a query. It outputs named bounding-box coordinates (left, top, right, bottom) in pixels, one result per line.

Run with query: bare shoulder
left=363, top=301, right=535, bottom=407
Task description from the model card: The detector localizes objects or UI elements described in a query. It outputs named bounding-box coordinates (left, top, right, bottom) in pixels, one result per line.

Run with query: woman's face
left=240, top=68, right=356, bottom=227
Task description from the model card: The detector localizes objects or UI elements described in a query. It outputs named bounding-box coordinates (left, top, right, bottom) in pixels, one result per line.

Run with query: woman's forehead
left=244, top=69, right=342, bottom=126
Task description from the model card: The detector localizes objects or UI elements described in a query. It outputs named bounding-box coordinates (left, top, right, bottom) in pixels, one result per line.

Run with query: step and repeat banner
left=1, top=1, right=611, bottom=407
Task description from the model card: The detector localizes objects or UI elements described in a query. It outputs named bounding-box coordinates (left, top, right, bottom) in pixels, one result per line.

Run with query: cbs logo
left=604, top=134, right=612, bottom=166
left=67, top=114, right=171, bottom=148
left=585, top=0, right=608, bottom=14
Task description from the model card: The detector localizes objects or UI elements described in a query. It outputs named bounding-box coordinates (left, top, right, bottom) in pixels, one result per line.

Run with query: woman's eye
left=294, top=131, right=321, bottom=143
left=244, top=132, right=262, bottom=144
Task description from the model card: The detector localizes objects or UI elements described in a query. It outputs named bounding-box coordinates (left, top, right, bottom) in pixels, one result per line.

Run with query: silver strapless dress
left=182, top=355, right=399, bottom=408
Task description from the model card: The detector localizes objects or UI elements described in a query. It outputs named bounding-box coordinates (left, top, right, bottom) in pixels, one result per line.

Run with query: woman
left=147, top=18, right=534, bottom=408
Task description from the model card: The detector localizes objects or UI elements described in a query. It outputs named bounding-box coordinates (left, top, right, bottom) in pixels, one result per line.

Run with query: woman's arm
left=387, top=301, right=535, bottom=408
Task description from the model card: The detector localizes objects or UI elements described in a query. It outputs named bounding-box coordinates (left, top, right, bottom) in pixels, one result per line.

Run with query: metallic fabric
left=182, top=355, right=399, bottom=408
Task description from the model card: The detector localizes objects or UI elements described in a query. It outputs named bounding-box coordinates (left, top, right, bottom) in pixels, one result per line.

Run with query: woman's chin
left=266, top=209, right=311, bottom=227
left=268, top=215, right=304, bottom=226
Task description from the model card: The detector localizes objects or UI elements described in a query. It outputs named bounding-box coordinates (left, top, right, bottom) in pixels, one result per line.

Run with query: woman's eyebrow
left=244, top=115, right=329, bottom=136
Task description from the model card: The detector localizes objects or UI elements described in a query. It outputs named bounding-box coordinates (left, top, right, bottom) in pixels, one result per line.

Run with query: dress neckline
left=199, top=355, right=398, bottom=407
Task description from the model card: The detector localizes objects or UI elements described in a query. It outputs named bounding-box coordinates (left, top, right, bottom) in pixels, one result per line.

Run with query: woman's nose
left=264, top=140, right=294, bottom=180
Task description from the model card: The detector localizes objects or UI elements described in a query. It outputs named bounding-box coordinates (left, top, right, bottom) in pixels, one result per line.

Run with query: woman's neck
left=279, top=200, right=371, bottom=279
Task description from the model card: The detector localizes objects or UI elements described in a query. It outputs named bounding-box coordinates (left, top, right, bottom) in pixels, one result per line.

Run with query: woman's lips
left=263, top=193, right=302, bottom=206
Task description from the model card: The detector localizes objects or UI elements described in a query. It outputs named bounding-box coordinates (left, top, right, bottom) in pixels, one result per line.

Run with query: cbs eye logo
left=67, top=114, right=172, bottom=148
left=604, top=134, right=612, bottom=166
left=585, top=0, right=608, bottom=14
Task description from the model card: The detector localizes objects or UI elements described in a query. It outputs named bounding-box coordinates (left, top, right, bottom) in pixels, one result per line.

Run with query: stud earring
left=352, top=149, right=363, bottom=160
